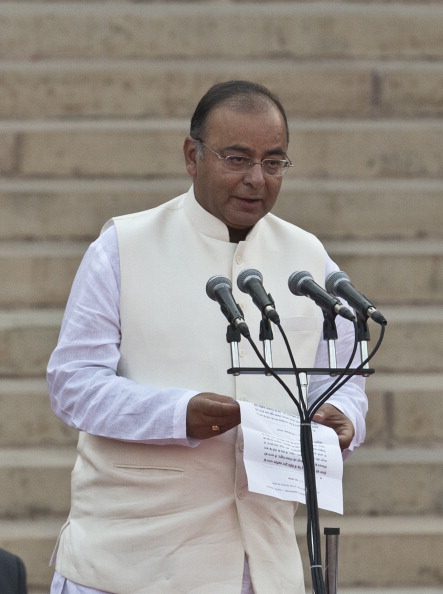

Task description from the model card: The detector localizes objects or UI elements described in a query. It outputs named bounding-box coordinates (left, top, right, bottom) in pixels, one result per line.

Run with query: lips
left=235, top=196, right=261, bottom=203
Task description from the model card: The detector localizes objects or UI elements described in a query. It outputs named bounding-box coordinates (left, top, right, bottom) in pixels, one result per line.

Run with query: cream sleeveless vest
left=55, top=188, right=327, bottom=594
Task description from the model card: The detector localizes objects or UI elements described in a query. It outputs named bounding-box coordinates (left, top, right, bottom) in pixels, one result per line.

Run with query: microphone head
left=288, top=270, right=313, bottom=296
left=237, top=268, right=263, bottom=293
left=325, top=271, right=351, bottom=295
left=206, top=275, right=232, bottom=301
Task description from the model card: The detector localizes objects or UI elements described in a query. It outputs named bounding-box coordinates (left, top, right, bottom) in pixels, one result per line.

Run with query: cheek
left=265, top=182, right=282, bottom=207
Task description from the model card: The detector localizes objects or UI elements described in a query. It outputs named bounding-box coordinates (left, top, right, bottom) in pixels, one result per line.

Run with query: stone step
left=339, top=590, right=443, bottom=594
left=370, top=305, right=443, bottom=373
left=0, top=378, right=77, bottom=447
left=1, top=238, right=441, bottom=307
left=0, top=309, right=62, bottom=377
left=2, top=515, right=442, bottom=591
left=324, top=239, right=443, bottom=305
left=0, top=241, right=87, bottom=308
left=0, top=517, right=62, bottom=591
left=1, top=59, right=442, bottom=119
left=0, top=3, right=442, bottom=60
left=0, top=447, right=75, bottom=518
left=295, top=515, right=443, bottom=589
left=342, top=447, right=443, bottom=516
left=2, top=118, right=443, bottom=180
left=1, top=178, right=441, bottom=241
left=0, top=444, right=440, bottom=519
left=365, top=373, right=443, bottom=447
left=0, top=306, right=441, bottom=377
left=1, top=373, right=440, bottom=449
left=31, top=590, right=443, bottom=594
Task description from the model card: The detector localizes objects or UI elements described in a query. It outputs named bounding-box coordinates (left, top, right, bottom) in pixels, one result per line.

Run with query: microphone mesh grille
left=325, top=271, right=350, bottom=295
left=206, top=275, right=232, bottom=300
left=237, top=268, right=263, bottom=293
left=288, top=270, right=313, bottom=295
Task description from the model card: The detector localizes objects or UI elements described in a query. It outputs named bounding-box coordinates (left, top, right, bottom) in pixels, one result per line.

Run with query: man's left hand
left=312, top=404, right=355, bottom=451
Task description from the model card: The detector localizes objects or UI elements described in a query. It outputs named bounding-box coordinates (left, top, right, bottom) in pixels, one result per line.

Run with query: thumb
left=313, top=409, right=325, bottom=421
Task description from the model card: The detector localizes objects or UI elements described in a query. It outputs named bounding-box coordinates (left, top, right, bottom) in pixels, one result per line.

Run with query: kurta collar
left=183, top=186, right=264, bottom=243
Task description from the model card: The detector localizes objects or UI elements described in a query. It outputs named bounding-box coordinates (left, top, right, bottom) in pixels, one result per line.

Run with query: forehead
left=203, top=104, right=288, bottom=151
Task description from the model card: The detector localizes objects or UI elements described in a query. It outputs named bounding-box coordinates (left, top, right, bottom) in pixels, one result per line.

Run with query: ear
left=183, top=137, right=198, bottom=178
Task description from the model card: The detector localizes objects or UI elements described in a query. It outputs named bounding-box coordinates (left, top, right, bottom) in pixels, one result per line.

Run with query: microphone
left=237, top=269, right=280, bottom=324
left=326, top=271, right=387, bottom=326
left=288, top=271, right=356, bottom=322
left=206, top=276, right=250, bottom=337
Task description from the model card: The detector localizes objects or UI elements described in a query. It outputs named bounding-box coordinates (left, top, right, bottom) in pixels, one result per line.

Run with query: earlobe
left=183, top=137, right=198, bottom=177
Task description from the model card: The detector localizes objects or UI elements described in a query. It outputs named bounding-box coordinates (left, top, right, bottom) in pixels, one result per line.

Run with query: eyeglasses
left=194, top=139, right=293, bottom=177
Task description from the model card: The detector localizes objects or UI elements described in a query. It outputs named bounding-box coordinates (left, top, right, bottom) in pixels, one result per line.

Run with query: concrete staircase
left=0, top=1, right=442, bottom=592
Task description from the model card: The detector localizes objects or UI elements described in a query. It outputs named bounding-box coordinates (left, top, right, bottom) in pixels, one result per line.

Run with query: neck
left=228, top=226, right=251, bottom=243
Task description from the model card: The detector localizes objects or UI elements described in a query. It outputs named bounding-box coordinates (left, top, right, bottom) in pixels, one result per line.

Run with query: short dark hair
left=190, top=80, right=289, bottom=143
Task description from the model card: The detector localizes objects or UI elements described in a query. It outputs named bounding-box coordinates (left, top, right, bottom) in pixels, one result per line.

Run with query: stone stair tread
left=0, top=308, right=62, bottom=326
left=0, top=446, right=75, bottom=468
left=0, top=57, right=442, bottom=121
left=0, top=377, right=77, bottom=448
left=2, top=515, right=441, bottom=593
left=1, top=515, right=441, bottom=537
left=368, top=372, right=443, bottom=391
left=0, top=240, right=88, bottom=255
left=377, top=304, right=443, bottom=321
left=303, top=515, right=443, bottom=534
left=2, top=117, right=443, bottom=181
left=326, top=238, right=443, bottom=254
left=0, top=377, right=48, bottom=393
left=2, top=116, right=443, bottom=129
left=3, top=237, right=442, bottom=254
left=339, top=590, right=443, bottom=594
left=0, top=517, right=63, bottom=538
left=1, top=176, right=443, bottom=192
left=346, top=446, right=443, bottom=464
left=2, top=371, right=441, bottom=392
left=2, top=374, right=441, bottom=449
left=0, top=177, right=441, bottom=241
left=1, top=2, right=442, bottom=63
left=2, top=56, right=443, bottom=69
left=0, top=305, right=441, bottom=375
left=1, top=443, right=440, bottom=469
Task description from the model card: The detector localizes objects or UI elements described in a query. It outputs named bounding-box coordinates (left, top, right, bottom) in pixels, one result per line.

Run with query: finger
left=203, top=398, right=240, bottom=416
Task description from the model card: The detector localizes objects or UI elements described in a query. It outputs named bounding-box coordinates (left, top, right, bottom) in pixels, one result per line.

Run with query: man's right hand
left=186, top=393, right=241, bottom=440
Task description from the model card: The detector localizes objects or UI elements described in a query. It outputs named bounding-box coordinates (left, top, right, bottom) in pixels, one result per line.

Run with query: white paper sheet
left=239, top=401, right=344, bottom=514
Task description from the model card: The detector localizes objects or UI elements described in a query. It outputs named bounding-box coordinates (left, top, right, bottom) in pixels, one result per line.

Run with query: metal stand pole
left=324, top=527, right=340, bottom=594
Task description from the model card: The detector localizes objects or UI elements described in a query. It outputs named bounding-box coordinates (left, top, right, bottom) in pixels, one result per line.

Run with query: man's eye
left=227, top=156, right=248, bottom=164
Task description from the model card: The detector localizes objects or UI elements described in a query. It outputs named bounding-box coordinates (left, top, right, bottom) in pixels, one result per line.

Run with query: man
left=0, top=548, right=27, bottom=594
left=48, top=80, right=367, bottom=594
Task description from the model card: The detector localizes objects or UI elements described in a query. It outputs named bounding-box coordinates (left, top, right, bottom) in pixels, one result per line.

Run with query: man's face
left=184, top=104, right=288, bottom=241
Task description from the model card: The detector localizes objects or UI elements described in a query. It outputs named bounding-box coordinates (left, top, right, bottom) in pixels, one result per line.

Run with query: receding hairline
left=198, top=95, right=287, bottom=140
left=190, top=81, right=290, bottom=143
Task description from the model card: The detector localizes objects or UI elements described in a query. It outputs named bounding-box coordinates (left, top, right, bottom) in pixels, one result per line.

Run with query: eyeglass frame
left=192, top=138, right=293, bottom=177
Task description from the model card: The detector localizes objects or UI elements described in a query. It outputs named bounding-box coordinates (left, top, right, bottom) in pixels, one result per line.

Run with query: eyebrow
left=222, top=144, right=287, bottom=157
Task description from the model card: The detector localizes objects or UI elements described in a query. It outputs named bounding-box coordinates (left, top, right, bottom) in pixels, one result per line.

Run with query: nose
left=243, top=162, right=266, bottom=187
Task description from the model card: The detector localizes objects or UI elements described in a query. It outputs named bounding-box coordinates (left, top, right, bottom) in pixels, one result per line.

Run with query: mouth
left=235, top=196, right=262, bottom=204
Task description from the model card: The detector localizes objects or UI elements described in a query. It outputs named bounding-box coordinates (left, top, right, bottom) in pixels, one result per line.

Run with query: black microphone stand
left=222, top=312, right=384, bottom=594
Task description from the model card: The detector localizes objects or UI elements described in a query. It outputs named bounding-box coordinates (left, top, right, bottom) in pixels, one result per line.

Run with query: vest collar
left=184, top=185, right=264, bottom=243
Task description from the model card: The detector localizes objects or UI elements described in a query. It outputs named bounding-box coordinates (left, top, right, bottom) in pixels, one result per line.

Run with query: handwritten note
left=239, top=402, right=344, bottom=514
